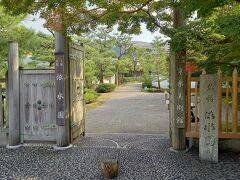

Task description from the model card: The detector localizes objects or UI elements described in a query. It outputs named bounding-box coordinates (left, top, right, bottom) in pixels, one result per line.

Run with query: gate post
left=7, top=42, right=21, bottom=148
left=169, top=7, right=186, bottom=151
left=54, top=32, right=71, bottom=149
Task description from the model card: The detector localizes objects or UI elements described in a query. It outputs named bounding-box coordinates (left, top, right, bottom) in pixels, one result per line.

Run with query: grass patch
left=86, top=92, right=113, bottom=111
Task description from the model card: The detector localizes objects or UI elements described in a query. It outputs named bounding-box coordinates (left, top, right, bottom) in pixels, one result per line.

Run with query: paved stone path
left=86, top=83, right=169, bottom=135
left=0, top=134, right=240, bottom=179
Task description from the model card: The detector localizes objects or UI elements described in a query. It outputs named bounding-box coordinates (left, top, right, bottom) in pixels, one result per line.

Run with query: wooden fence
left=0, top=78, right=6, bottom=128
left=186, top=69, right=240, bottom=139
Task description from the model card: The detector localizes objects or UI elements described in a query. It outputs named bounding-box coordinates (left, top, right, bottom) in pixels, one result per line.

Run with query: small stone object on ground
left=100, top=159, right=119, bottom=179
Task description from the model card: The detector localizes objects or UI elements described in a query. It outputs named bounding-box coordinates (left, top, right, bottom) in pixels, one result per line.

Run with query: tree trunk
left=100, top=76, right=104, bottom=83
left=157, top=71, right=161, bottom=89
left=169, top=6, right=186, bottom=151
left=100, top=68, right=104, bottom=83
left=115, top=65, right=119, bottom=86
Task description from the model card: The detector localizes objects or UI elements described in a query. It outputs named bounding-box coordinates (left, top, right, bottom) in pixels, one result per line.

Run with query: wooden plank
left=222, top=88, right=240, bottom=93
left=222, top=77, right=240, bottom=81
left=20, top=69, right=55, bottom=75
left=0, top=85, right=3, bottom=127
left=199, top=74, right=218, bottom=162
left=226, top=86, right=229, bottom=132
left=186, top=131, right=199, bottom=138
left=190, top=88, right=199, bottom=93
left=69, top=42, right=85, bottom=142
left=23, top=135, right=56, bottom=142
left=194, top=82, right=198, bottom=131
left=190, top=77, right=200, bottom=81
left=8, top=42, right=20, bottom=146
left=187, top=72, right=191, bottom=132
left=55, top=53, right=65, bottom=126
left=186, top=132, right=240, bottom=139
left=220, top=133, right=240, bottom=139
left=217, top=69, right=222, bottom=131
left=232, top=68, right=238, bottom=132
left=222, top=77, right=233, bottom=81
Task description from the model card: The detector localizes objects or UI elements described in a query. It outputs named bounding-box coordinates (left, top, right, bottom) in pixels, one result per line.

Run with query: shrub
left=142, top=82, right=152, bottom=88
left=146, top=88, right=158, bottom=93
left=143, top=87, right=165, bottom=93
left=96, top=83, right=116, bottom=93
left=141, top=74, right=153, bottom=88
left=85, top=89, right=99, bottom=104
left=123, top=77, right=141, bottom=83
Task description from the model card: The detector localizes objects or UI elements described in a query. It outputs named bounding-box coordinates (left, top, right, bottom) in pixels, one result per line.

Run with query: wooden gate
left=69, top=43, right=85, bottom=142
left=20, top=70, right=56, bottom=142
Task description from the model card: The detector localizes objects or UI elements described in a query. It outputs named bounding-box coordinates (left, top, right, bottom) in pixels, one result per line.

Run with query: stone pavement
left=0, top=134, right=240, bottom=179
left=86, top=83, right=169, bottom=135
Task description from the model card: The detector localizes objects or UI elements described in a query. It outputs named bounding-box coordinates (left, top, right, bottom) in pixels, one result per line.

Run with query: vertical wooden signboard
left=199, top=74, right=218, bottom=162
left=175, top=52, right=186, bottom=128
left=55, top=53, right=65, bottom=126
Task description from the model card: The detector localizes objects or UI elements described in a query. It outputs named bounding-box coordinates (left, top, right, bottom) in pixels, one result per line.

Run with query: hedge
left=85, top=89, right=99, bottom=104
left=95, top=83, right=116, bottom=93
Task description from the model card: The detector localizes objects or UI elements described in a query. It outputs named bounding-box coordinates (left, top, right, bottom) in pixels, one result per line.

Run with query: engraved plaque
left=55, top=53, right=65, bottom=126
left=199, top=74, right=218, bottom=162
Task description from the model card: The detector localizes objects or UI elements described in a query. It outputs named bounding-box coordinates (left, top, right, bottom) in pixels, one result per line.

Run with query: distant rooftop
left=132, top=41, right=152, bottom=49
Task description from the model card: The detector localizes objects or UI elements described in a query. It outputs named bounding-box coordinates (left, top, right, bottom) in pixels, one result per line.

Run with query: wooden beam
left=186, top=131, right=240, bottom=139
left=190, top=77, right=200, bottom=81
left=169, top=7, right=186, bottom=151
left=55, top=32, right=70, bottom=147
left=7, top=42, right=20, bottom=147
left=232, top=68, right=238, bottom=132
left=226, top=86, right=229, bottom=132
left=194, top=81, right=198, bottom=131
left=187, top=72, right=191, bottom=132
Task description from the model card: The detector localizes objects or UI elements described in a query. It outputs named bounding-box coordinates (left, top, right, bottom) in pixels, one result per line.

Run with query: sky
left=22, top=15, right=163, bottom=43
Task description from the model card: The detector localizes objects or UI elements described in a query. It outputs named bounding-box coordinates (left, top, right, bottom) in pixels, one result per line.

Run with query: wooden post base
left=101, top=159, right=119, bottom=179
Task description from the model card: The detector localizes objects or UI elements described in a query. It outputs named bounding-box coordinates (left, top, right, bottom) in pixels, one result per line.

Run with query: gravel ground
left=0, top=134, right=239, bottom=180
left=1, top=83, right=239, bottom=179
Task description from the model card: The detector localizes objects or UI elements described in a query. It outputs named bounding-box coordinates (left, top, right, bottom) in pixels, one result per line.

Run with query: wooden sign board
left=55, top=53, right=65, bottom=126
left=175, top=56, right=186, bottom=128
left=199, top=74, right=218, bottom=162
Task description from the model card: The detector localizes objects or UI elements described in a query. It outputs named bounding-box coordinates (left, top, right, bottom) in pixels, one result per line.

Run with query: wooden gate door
left=20, top=70, right=57, bottom=142
left=69, top=43, right=85, bottom=142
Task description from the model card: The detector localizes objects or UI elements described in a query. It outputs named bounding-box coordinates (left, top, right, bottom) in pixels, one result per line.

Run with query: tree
left=93, top=27, right=116, bottom=83
left=151, top=36, right=168, bottom=89
left=0, top=6, right=25, bottom=76
left=73, top=28, right=116, bottom=85
left=0, top=5, right=55, bottom=78
left=175, top=2, right=240, bottom=75
left=114, top=33, right=133, bottom=85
